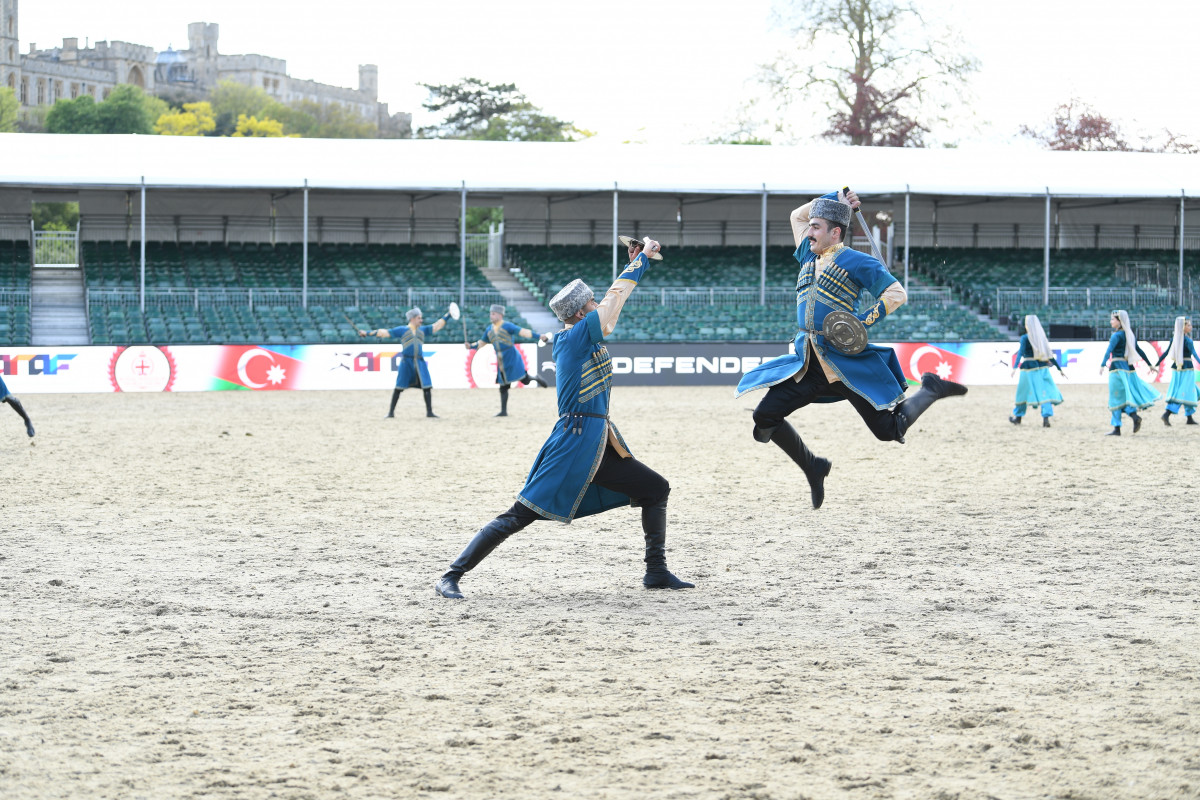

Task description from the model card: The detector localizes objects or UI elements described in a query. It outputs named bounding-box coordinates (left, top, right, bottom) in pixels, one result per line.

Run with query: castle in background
left=0, top=0, right=410, bottom=135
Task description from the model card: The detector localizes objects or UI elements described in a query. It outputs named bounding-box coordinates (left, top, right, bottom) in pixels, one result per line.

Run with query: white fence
left=33, top=231, right=78, bottom=268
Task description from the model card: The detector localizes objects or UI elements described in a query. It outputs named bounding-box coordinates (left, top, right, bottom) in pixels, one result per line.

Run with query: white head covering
left=1113, top=310, right=1137, bottom=362
left=1170, top=315, right=1187, bottom=366
left=1024, top=315, right=1051, bottom=361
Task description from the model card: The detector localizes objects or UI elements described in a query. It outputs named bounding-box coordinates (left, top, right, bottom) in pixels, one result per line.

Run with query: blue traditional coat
left=517, top=256, right=649, bottom=523
left=388, top=323, right=434, bottom=388
left=1013, top=334, right=1063, bottom=406
left=0, top=374, right=9, bottom=402
left=1156, top=335, right=1199, bottom=409
left=736, top=199, right=907, bottom=409
left=478, top=320, right=532, bottom=384
left=1102, top=331, right=1160, bottom=410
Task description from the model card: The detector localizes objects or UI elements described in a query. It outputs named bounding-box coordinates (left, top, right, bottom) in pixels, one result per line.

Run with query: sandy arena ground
left=2, top=383, right=1198, bottom=800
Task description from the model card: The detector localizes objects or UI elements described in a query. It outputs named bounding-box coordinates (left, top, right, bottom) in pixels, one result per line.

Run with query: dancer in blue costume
left=366, top=306, right=454, bottom=419
left=1154, top=316, right=1199, bottom=426
left=736, top=189, right=966, bottom=509
left=435, top=237, right=693, bottom=599
left=1100, top=309, right=1160, bottom=436
left=0, top=374, right=35, bottom=438
left=468, top=304, right=548, bottom=416
left=1008, top=314, right=1065, bottom=428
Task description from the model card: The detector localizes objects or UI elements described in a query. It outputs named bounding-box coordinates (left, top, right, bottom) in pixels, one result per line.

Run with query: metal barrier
left=86, top=287, right=506, bottom=310
left=994, top=286, right=1192, bottom=315
left=0, top=289, right=31, bottom=307
left=33, top=231, right=79, bottom=267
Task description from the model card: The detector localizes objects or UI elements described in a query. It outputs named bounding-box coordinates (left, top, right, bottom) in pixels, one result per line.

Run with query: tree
left=0, top=87, right=18, bottom=133
left=417, top=78, right=590, bottom=141
left=209, top=81, right=281, bottom=136
left=755, top=0, right=977, bottom=146
left=154, top=101, right=216, bottom=136
left=94, top=85, right=158, bottom=134
left=231, top=114, right=293, bottom=138
left=1021, top=100, right=1197, bottom=154
left=45, top=95, right=101, bottom=133
left=277, top=99, right=377, bottom=139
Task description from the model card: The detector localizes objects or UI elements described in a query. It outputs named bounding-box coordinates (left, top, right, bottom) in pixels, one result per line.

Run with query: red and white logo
left=108, top=346, right=176, bottom=392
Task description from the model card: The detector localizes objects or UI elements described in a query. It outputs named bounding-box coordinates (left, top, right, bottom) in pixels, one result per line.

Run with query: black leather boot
left=532, top=375, right=548, bottom=388
left=423, top=389, right=438, bottom=418
left=756, top=421, right=830, bottom=509
left=497, top=384, right=509, bottom=417
left=1187, top=415, right=1198, bottom=425
left=434, top=514, right=528, bottom=599
left=5, top=396, right=34, bottom=438
left=1009, top=415, right=1022, bottom=425
left=1130, top=412, right=1142, bottom=433
left=1161, top=410, right=1171, bottom=426
left=640, top=493, right=694, bottom=590
left=894, top=372, right=968, bottom=442
left=1105, top=426, right=1121, bottom=436
left=385, top=388, right=401, bottom=418
left=1042, top=417, right=1051, bottom=428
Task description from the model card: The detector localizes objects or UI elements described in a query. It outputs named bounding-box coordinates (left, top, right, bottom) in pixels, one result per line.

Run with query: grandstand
left=2, top=135, right=1199, bottom=348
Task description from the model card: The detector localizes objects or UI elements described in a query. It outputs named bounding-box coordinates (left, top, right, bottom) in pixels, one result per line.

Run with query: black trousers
left=752, top=363, right=903, bottom=443
left=492, top=444, right=671, bottom=532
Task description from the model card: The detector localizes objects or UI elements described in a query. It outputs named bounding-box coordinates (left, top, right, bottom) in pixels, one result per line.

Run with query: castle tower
left=358, top=64, right=377, bottom=101
left=186, top=22, right=219, bottom=89
left=0, top=0, right=21, bottom=97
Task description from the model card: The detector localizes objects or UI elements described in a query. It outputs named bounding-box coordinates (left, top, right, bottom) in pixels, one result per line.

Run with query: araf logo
left=353, top=351, right=399, bottom=372
left=0, top=353, right=77, bottom=376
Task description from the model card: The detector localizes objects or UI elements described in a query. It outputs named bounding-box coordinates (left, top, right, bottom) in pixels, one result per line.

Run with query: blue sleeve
left=1102, top=333, right=1119, bottom=364
left=502, top=321, right=521, bottom=335
left=616, top=252, right=651, bottom=284
left=1135, top=342, right=1153, bottom=364
left=1155, top=346, right=1169, bottom=367
left=420, top=324, right=434, bottom=336
left=1017, top=335, right=1030, bottom=360
left=793, top=240, right=812, bottom=265
left=1187, top=337, right=1198, bottom=361
left=387, top=325, right=406, bottom=338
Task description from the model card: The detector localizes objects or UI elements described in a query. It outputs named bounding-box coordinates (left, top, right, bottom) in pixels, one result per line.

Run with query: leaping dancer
left=434, top=237, right=693, bottom=599
left=736, top=188, right=966, bottom=509
left=1, top=374, right=35, bottom=439
left=468, top=303, right=548, bottom=417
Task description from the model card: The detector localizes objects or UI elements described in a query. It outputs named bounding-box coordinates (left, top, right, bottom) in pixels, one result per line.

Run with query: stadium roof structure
left=1, top=133, right=1197, bottom=198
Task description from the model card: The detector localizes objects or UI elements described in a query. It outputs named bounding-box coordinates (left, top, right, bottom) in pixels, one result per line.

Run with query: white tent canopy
left=1, top=133, right=1197, bottom=197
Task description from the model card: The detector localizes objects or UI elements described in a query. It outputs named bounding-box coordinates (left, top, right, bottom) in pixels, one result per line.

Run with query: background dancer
left=468, top=304, right=548, bottom=416
left=1100, top=310, right=1160, bottom=436
left=366, top=306, right=455, bottom=419
left=736, top=189, right=966, bottom=509
left=1154, top=316, right=1198, bottom=426
left=434, top=238, right=693, bottom=599
left=1009, top=314, right=1066, bottom=428
left=0, top=375, right=35, bottom=438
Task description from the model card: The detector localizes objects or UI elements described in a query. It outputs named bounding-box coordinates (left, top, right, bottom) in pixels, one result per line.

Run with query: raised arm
left=595, top=239, right=659, bottom=337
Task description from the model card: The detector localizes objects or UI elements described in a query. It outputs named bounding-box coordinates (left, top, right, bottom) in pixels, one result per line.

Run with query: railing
left=0, top=289, right=32, bottom=308
left=905, top=287, right=953, bottom=305
left=33, top=230, right=79, bottom=268
left=87, top=287, right=507, bottom=310
left=994, top=286, right=1191, bottom=315
left=622, top=287, right=795, bottom=307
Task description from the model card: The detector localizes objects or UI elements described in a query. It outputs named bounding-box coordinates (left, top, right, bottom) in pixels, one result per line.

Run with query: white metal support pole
left=903, top=186, right=910, bottom=290
left=460, top=182, right=467, bottom=308
left=139, top=177, right=146, bottom=313
left=760, top=184, right=768, bottom=305
left=302, top=180, right=309, bottom=309
left=1180, top=190, right=1186, bottom=306
left=612, top=183, right=619, bottom=281
left=1043, top=188, right=1051, bottom=306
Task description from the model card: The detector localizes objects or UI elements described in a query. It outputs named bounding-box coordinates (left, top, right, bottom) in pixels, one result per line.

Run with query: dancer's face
left=1110, top=316, right=1121, bottom=330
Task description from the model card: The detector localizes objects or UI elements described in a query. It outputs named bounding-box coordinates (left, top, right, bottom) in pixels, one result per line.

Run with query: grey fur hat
left=549, top=279, right=594, bottom=322
left=811, top=198, right=852, bottom=229
left=489, top=304, right=506, bottom=315
left=405, top=307, right=422, bottom=321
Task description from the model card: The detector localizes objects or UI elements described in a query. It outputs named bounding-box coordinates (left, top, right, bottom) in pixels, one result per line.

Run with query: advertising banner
left=2, top=340, right=1188, bottom=394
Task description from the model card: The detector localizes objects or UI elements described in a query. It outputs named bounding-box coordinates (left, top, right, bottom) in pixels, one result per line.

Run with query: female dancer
left=1099, top=310, right=1160, bottom=436
left=1009, top=314, right=1065, bottom=428
left=1154, top=316, right=1198, bottom=426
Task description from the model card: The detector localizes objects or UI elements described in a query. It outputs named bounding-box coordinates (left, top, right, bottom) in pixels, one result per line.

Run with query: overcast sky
left=14, top=0, right=1200, bottom=147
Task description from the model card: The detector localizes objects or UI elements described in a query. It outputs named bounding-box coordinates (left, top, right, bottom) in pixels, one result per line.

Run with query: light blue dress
left=1012, top=334, right=1063, bottom=418
left=1102, top=331, right=1160, bottom=425
left=1156, top=336, right=1199, bottom=416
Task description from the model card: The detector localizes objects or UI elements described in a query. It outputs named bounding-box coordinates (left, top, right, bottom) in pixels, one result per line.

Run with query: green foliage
left=0, top=87, right=18, bottom=133
left=32, top=202, right=80, bottom=231
left=209, top=80, right=280, bottom=136
left=208, top=80, right=378, bottom=139
left=418, top=78, right=589, bottom=141
left=45, top=85, right=159, bottom=134
left=465, top=207, right=503, bottom=234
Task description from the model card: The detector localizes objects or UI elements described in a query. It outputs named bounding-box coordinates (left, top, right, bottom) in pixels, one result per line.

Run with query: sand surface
left=2, top=384, right=1198, bottom=800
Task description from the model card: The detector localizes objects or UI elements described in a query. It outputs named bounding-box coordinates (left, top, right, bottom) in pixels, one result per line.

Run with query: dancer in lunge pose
left=469, top=304, right=548, bottom=416
left=737, top=188, right=967, bottom=508
left=1154, top=316, right=1198, bottom=426
left=1009, top=314, right=1065, bottom=428
left=1100, top=310, right=1160, bottom=436
left=434, top=238, right=693, bottom=599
